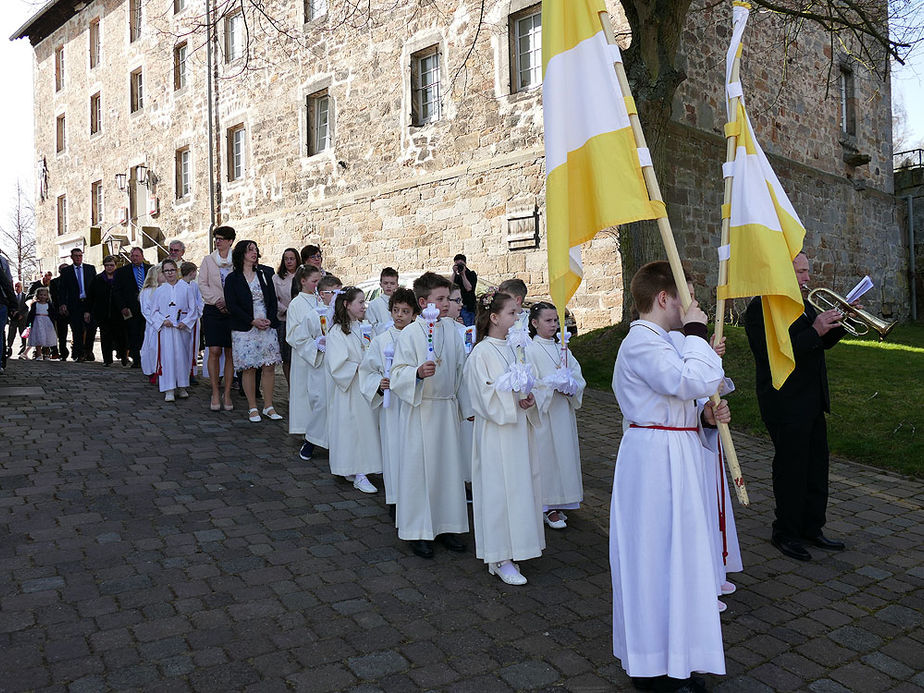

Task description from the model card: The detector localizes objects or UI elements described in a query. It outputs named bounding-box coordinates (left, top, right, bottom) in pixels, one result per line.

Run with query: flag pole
left=599, top=11, right=749, bottom=506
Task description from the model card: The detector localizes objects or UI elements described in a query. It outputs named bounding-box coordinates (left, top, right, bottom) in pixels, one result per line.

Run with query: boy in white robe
left=390, top=272, right=469, bottom=559
left=448, top=285, right=475, bottom=489
left=286, top=265, right=327, bottom=459
left=181, top=262, right=203, bottom=380
left=359, top=287, right=419, bottom=513
left=152, top=261, right=197, bottom=401
left=498, top=278, right=529, bottom=332
left=610, top=261, right=729, bottom=691
left=366, top=267, right=398, bottom=335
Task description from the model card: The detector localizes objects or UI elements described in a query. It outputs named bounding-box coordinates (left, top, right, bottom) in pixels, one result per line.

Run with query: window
left=227, top=125, right=245, bottom=180
left=839, top=67, right=856, bottom=136
left=55, top=46, right=64, bottom=91
left=89, top=92, right=102, bottom=135
left=174, top=0, right=186, bottom=13
left=91, top=180, right=103, bottom=225
left=176, top=148, right=191, bottom=198
left=130, top=68, right=143, bottom=112
left=307, top=90, right=331, bottom=155
left=305, top=0, right=328, bottom=21
left=511, top=6, right=541, bottom=92
left=57, top=195, right=67, bottom=236
left=129, top=0, right=141, bottom=42
left=56, top=114, right=66, bottom=152
left=411, top=46, right=441, bottom=126
left=174, top=42, right=188, bottom=90
left=89, top=19, right=100, bottom=69
left=225, top=11, right=245, bottom=62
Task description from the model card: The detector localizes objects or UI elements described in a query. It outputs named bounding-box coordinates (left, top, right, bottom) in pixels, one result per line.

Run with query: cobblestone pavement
left=1, top=356, right=922, bottom=692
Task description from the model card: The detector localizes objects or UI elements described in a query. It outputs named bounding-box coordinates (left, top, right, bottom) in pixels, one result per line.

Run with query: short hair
left=180, top=261, right=197, bottom=277
left=161, top=259, right=178, bottom=271
left=102, top=255, right=118, bottom=265
left=58, top=264, right=69, bottom=272
left=301, top=244, right=321, bottom=264
left=317, top=274, right=342, bottom=292
left=130, top=246, right=144, bottom=254
left=70, top=248, right=83, bottom=256
left=231, top=240, right=260, bottom=271
left=412, top=271, right=453, bottom=302
left=389, top=287, right=420, bottom=314
left=498, top=278, right=527, bottom=300
left=630, top=261, right=677, bottom=314
left=380, top=267, right=399, bottom=281
left=453, top=253, right=467, bottom=263
left=168, top=240, right=186, bottom=251
left=213, top=225, right=236, bottom=240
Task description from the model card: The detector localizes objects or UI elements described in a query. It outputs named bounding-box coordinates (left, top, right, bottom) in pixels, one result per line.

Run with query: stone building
left=13, top=0, right=907, bottom=329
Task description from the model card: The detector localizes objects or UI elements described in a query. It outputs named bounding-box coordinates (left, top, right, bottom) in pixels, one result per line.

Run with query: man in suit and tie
left=6, top=281, right=28, bottom=357
left=114, top=246, right=151, bottom=368
left=59, top=248, right=98, bottom=361
left=50, top=264, right=69, bottom=360
left=745, top=251, right=848, bottom=562
left=0, top=254, right=19, bottom=373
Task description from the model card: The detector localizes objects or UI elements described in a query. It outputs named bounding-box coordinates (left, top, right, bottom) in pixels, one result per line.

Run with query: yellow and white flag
left=542, top=0, right=662, bottom=319
left=717, top=2, right=805, bottom=389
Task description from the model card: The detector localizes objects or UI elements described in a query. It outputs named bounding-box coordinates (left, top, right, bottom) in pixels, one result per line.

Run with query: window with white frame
left=91, top=180, right=103, bottom=225
left=511, top=5, right=541, bottom=93
left=129, top=0, right=141, bottom=42
left=55, top=46, right=64, bottom=91
left=305, top=0, right=328, bottom=21
left=307, top=90, right=331, bottom=156
left=839, top=66, right=856, bottom=136
left=174, top=42, right=188, bottom=90
left=56, top=114, right=66, bottom=152
left=176, top=148, right=191, bottom=198
left=89, top=20, right=100, bottom=69
left=411, top=46, right=441, bottom=126
left=225, top=11, right=245, bottom=62
left=130, top=68, right=143, bottom=112
left=174, top=0, right=186, bottom=13
left=89, top=92, right=101, bottom=135
left=227, top=125, right=245, bottom=181
left=57, top=195, right=67, bottom=235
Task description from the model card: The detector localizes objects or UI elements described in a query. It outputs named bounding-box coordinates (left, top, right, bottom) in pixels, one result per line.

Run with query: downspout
left=206, top=0, right=217, bottom=251
left=908, top=195, right=917, bottom=321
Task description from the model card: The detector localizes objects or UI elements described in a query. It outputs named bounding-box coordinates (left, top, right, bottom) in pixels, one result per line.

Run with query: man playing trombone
left=745, top=251, right=848, bottom=561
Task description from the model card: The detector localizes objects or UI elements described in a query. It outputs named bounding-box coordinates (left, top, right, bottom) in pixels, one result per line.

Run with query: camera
left=454, top=262, right=465, bottom=273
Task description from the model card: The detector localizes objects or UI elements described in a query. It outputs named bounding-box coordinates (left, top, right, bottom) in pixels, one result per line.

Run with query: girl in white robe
left=286, top=266, right=327, bottom=455
left=140, top=264, right=165, bottom=379
left=152, top=261, right=197, bottom=401
left=325, top=287, right=383, bottom=493
left=526, top=303, right=585, bottom=529
left=463, top=290, right=544, bottom=586
left=358, top=288, right=418, bottom=509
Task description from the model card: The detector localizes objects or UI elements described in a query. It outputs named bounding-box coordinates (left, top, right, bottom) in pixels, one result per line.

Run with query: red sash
left=629, top=424, right=698, bottom=431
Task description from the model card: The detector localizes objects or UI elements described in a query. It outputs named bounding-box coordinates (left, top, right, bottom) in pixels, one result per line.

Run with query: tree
left=0, top=182, right=38, bottom=283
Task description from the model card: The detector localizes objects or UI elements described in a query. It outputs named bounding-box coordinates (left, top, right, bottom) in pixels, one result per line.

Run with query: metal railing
left=894, top=149, right=923, bottom=171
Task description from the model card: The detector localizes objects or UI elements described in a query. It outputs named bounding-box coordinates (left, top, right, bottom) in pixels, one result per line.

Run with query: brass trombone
left=807, top=287, right=897, bottom=340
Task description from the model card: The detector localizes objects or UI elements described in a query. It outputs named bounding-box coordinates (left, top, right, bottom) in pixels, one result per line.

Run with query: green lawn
left=570, top=322, right=924, bottom=478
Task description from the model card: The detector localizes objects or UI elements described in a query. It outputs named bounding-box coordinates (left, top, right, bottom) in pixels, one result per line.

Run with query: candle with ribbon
left=421, top=302, right=440, bottom=363
left=383, top=341, right=395, bottom=409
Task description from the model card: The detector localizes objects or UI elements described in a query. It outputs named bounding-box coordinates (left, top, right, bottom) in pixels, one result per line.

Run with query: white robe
left=365, top=294, right=392, bottom=335
left=455, top=325, right=474, bottom=484
left=184, top=279, right=204, bottom=376
left=527, top=336, right=586, bottom=509
left=390, top=316, right=469, bottom=541
left=139, top=288, right=159, bottom=376
left=358, top=326, right=405, bottom=506
left=463, top=336, right=544, bottom=564
left=286, top=293, right=327, bottom=445
left=151, top=281, right=197, bottom=392
left=610, top=320, right=726, bottom=679
left=325, top=321, right=383, bottom=477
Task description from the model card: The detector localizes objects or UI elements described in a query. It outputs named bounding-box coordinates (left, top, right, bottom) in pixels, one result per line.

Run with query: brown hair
left=389, top=287, right=419, bottom=314
left=412, top=271, right=453, bottom=303
left=293, top=264, right=321, bottom=299
left=475, top=290, right=514, bottom=345
left=332, top=287, right=364, bottom=335
left=630, top=261, right=677, bottom=315
left=528, top=301, right=556, bottom=338
left=180, top=261, right=197, bottom=278
left=498, top=278, right=527, bottom=300
left=380, top=267, right=399, bottom=280
left=317, top=274, right=342, bottom=292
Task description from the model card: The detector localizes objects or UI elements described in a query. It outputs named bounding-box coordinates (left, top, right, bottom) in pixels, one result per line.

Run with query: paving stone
left=497, top=660, right=561, bottom=689
left=347, top=651, right=409, bottom=680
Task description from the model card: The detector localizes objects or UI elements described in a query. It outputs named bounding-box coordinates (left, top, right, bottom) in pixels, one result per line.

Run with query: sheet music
left=845, top=275, right=873, bottom=304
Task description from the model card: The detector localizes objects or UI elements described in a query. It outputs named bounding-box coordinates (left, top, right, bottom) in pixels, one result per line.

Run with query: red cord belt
left=629, top=424, right=698, bottom=431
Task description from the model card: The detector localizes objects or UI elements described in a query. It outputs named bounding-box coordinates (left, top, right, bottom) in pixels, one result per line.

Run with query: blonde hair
left=142, top=263, right=163, bottom=290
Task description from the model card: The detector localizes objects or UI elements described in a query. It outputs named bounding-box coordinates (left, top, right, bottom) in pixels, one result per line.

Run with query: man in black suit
left=0, top=254, right=18, bottom=373
left=59, top=248, right=98, bottom=361
left=6, top=281, right=28, bottom=357
left=27, top=271, right=53, bottom=300
left=50, top=264, right=69, bottom=360
left=745, top=251, right=847, bottom=562
left=114, top=246, right=151, bottom=368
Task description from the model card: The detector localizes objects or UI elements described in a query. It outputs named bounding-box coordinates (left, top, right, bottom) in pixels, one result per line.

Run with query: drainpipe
left=909, top=195, right=917, bottom=321
left=206, top=0, right=217, bottom=251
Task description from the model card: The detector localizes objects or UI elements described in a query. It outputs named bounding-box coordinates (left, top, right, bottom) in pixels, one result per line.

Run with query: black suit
left=224, top=265, right=280, bottom=333
left=49, top=276, right=69, bottom=358
left=114, top=262, right=151, bottom=363
left=0, top=256, right=17, bottom=368
left=745, top=296, right=845, bottom=541
left=6, top=290, right=28, bottom=355
left=59, top=263, right=98, bottom=360
left=88, top=273, right=126, bottom=365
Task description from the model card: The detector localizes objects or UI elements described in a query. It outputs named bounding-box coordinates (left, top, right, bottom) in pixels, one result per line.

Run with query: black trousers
left=765, top=412, right=829, bottom=540
left=98, top=317, right=127, bottom=364
left=56, top=313, right=70, bottom=358
left=125, top=313, right=145, bottom=362
left=69, top=300, right=97, bottom=359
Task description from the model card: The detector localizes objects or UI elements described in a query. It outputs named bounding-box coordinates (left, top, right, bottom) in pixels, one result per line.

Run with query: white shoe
left=164, top=390, right=175, bottom=402
left=177, top=388, right=189, bottom=399
left=543, top=510, right=567, bottom=530
left=353, top=474, right=377, bottom=494
left=488, top=561, right=527, bottom=586
left=720, top=581, right=736, bottom=595
left=248, top=408, right=261, bottom=423
left=262, top=406, right=283, bottom=420
left=344, top=475, right=355, bottom=482
left=718, top=599, right=727, bottom=613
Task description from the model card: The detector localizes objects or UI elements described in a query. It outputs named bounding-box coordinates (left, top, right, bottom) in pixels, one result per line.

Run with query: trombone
left=807, top=287, right=897, bottom=340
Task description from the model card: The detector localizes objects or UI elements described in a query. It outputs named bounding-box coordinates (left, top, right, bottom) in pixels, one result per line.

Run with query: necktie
left=76, top=266, right=85, bottom=298
left=135, top=265, right=143, bottom=290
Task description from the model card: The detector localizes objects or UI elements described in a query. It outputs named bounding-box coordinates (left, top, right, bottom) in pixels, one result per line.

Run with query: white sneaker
left=352, top=474, right=377, bottom=494
left=177, top=388, right=189, bottom=399
left=543, top=510, right=567, bottom=530
left=718, top=599, right=727, bottom=613
left=720, top=581, right=736, bottom=595
left=488, top=561, right=527, bottom=585
left=164, top=390, right=176, bottom=402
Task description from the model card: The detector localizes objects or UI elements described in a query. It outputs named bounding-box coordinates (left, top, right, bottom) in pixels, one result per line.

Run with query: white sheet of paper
left=845, top=275, right=873, bottom=304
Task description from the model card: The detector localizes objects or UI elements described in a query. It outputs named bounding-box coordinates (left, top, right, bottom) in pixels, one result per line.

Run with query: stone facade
left=19, top=0, right=906, bottom=329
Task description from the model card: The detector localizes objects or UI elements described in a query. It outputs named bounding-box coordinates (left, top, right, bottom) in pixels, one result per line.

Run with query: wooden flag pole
left=599, top=11, right=750, bottom=506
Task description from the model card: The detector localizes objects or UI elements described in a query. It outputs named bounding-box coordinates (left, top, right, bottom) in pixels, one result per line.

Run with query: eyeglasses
left=308, top=253, right=322, bottom=260
left=163, top=269, right=177, bottom=273
left=319, top=290, right=338, bottom=295
left=448, top=297, right=463, bottom=304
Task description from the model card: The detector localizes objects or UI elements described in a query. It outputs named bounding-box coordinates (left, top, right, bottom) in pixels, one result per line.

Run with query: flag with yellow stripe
left=542, top=0, right=661, bottom=321
left=717, top=2, right=805, bottom=389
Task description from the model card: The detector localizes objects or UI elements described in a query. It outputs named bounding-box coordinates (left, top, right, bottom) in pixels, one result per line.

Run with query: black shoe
left=298, top=441, right=314, bottom=461
left=771, top=534, right=811, bottom=561
left=803, top=533, right=845, bottom=551
left=104, top=361, right=112, bottom=367
left=131, top=360, right=141, bottom=369
left=410, top=540, right=434, bottom=559
left=439, top=533, right=466, bottom=553
left=85, top=354, right=96, bottom=362
left=121, top=356, right=129, bottom=367
left=465, top=486, right=473, bottom=504
left=388, top=504, right=396, bottom=520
